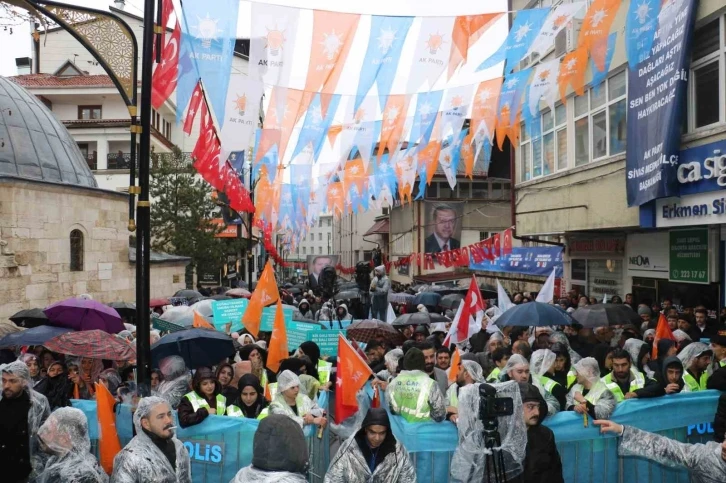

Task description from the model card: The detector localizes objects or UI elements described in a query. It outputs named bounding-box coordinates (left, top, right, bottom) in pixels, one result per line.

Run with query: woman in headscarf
left=550, top=343, right=575, bottom=390
left=177, top=367, right=229, bottom=427
left=150, top=369, right=162, bottom=391
left=35, top=361, right=72, bottom=411
left=239, top=344, right=276, bottom=389
left=216, top=363, right=237, bottom=401
left=297, top=341, right=321, bottom=381
left=20, top=353, right=43, bottom=387
left=549, top=331, right=582, bottom=365
left=236, top=374, right=269, bottom=419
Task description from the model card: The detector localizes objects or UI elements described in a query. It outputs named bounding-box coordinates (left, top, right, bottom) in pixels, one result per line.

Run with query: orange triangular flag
left=266, top=300, right=288, bottom=373
left=448, top=348, right=461, bottom=383
left=327, top=124, right=342, bottom=147
left=579, top=0, right=622, bottom=71
left=379, top=95, right=409, bottom=161
left=557, top=46, right=589, bottom=105
left=193, top=311, right=214, bottom=329
left=96, top=382, right=122, bottom=475
left=420, top=141, right=442, bottom=186
left=448, top=13, right=502, bottom=79
left=461, top=132, right=475, bottom=178
left=337, top=334, right=374, bottom=406
left=652, top=313, right=676, bottom=359
left=242, top=261, right=279, bottom=337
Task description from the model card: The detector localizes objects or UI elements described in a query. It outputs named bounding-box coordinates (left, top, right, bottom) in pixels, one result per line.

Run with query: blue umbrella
left=151, top=328, right=236, bottom=369
left=495, top=302, right=571, bottom=327
left=413, top=292, right=442, bottom=308
left=0, top=326, right=74, bottom=348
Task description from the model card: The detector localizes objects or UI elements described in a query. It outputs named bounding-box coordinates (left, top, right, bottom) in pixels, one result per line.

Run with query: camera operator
left=516, top=383, right=564, bottom=483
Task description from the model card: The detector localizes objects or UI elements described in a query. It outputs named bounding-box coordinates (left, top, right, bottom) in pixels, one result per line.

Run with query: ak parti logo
left=426, top=32, right=445, bottom=55
left=265, top=26, right=286, bottom=56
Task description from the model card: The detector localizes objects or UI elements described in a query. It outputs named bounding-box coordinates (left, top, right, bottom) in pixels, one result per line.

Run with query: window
left=303, top=247, right=306, bottom=255
left=689, top=17, right=725, bottom=130
left=78, top=105, right=101, bottom=120
left=479, top=232, right=490, bottom=240
left=520, top=103, right=567, bottom=180
left=326, top=218, right=331, bottom=227
left=457, top=182, right=471, bottom=198
left=70, top=230, right=84, bottom=271
left=318, top=233, right=322, bottom=241
left=318, top=247, right=323, bottom=254
left=573, top=71, right=627, bottom=166
left=472, top=182, right=488, bottom=198
left=319, top=219, right=322, bottom=227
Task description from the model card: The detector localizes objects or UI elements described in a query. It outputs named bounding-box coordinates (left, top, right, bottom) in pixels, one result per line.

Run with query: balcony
left=107, top=152, right=135, bottom=170
left=88, top=152, right=195, bottom=171
left=84, top=153, right=97, bottom=170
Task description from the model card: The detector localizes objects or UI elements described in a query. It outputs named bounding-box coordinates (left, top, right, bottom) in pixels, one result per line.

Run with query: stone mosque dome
left=0, top=76, right=97, bottom=188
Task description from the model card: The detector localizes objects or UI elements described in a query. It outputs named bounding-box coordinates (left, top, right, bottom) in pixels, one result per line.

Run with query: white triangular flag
left=536, top=268, right=557, bottom=303
left=528, top=2, right=586, bottom=57
left=386, top=303, right=396, bottom=324
left=497, top=280, right=514, bottom=312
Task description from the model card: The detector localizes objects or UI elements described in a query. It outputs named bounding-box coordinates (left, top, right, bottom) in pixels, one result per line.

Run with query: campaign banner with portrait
left=306, top=254, right=339, bottom=289
left=625, top=0, right=698, bottom=206
left=423, top=201, right=464, bottom=254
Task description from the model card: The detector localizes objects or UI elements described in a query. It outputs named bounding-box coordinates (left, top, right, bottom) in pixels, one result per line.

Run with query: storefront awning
left=364, top=219, right=390, bottom=236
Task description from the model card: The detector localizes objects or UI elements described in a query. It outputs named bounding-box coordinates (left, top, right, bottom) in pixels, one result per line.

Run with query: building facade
left=512, top=0, right=726, bottom=312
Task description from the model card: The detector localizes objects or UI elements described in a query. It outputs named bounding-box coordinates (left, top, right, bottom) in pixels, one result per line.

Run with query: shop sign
left=656, top=190, right=726, bottom=227
left=675, top=139, right=726, bottom=196
left=626, top=232, right=669, bottom=274
left=669, top=228, right=708, bottom=284
left=568, top=237, right=625, bottom=256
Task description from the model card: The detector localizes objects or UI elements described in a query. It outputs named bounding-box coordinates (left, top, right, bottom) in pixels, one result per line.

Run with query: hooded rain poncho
left=1, top=360, right=51, bottom=480
left=376, top=349, right=403, bottom=382
left=36, top=407, right=108, bottom=483
left=677, top=342, right=711, bottom=370
left=530, top=349, right=562, bottom=416
left=623, top=338, right=651, bottom=375
left=565, top=357, right=616, bottom=420
left=110, top=396, right=192, bottom=483
left=549, top=331, right=582, bottom=364
left=269, top=370, right=323, bottom=428
left=153, top=355, right=190, bottom=409
left=324, top=408, right=416, bottom=483
left=619, top=425, right=726, bottom=483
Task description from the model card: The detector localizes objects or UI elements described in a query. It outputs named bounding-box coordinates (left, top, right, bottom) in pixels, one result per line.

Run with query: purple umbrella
left=44, top=298, right=125, bottom=333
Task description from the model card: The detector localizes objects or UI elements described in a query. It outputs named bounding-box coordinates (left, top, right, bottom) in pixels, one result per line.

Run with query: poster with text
left=424, top=201, right=465, bottom=254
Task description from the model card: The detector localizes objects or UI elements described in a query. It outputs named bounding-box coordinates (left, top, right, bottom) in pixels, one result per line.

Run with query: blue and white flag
left=528, top=3, right=586, bottom=56
left=591, top=33, right=617, bottom=93
left=498, top=68, right=532, bottom=126
left=355, top=16, right=414, bottom=112
left=625, top=0, right=661, bottom=68
left=409, top=90, right=444, bottom=148
left=477, top=8, right=551, bottom=73
left=178, top=0, right=239, bottom=126
left=252, top=129, right=278, bottom=183
left=291, top=93, right=341, bottom=161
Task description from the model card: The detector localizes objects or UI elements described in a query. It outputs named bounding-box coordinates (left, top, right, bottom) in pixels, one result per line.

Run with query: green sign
left=669, top=228, right=709, bottom=284
left=211, top=299, right=248, bottom=332
left=260, top=306, right=294, bottom=332
left=309, top=330, right=346, bottom=358
left=286, top=320, right=322, bottom=352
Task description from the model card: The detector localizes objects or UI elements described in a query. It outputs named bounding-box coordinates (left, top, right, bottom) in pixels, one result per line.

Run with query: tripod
left=481, top=425, right=508, bottom=483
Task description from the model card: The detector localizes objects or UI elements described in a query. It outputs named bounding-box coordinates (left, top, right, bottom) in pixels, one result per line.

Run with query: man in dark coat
left=518, top=382, right=564, bottom=483
left=423, top=203, right=460, bottom=253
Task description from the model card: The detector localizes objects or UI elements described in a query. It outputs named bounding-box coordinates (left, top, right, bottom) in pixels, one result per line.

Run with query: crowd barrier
left=73, top=390, right=720, bottom=483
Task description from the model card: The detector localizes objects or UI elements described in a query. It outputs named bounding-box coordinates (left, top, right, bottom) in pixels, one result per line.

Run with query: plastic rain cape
left=229, top=466, right=308, bottom=483
left=565, top=357, right=616, bottom=420
left=110, top=396, right=192, bottom=483
left=549, top=331, right=582, bottom=364
left=1, top=360, right=51, bottom=480
left=450, top=381, right=527, bottom=483
left=154, top=355, right=191, bottom=409
left=36, top=407, right=108, bottom=483
left=530, top=349, right=561, bottom=415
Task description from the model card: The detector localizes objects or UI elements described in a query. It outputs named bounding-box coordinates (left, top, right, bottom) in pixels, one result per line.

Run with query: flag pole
left=135, top=0, right=156, bottom=397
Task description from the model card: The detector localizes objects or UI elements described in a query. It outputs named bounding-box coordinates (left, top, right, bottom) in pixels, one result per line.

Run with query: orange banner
left=378, top=95, right=410, bottom=162
left=96, top=382, right=122, bottom=475
left=557, top=46, right=589, bottom=104
left=448, top=13, right=502, bottom=79
left=266, top=300, right=288, bottom=373
left=579, top=0, right=623, bottom=71
left=471, top=77, right=502, bottom=143
left=242, top=261, right=279, bottom=337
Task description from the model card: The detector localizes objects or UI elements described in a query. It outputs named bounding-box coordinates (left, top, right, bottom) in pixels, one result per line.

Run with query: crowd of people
left=3, top=276, right=726, bottom=482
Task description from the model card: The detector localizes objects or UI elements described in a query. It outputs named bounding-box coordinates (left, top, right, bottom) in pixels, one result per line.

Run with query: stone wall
left=0, top=179, right=186, bottom=321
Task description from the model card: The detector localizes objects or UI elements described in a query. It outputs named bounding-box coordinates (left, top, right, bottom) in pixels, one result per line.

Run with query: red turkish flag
left=183, top=82, right=203, bottom=135
left=151, top=21, right=180, bottom=109
left=453, top=275, right=485, bottom=344
left=492, top=233, right=501, bottom=258
left=503, top=227, right=513, bottom=255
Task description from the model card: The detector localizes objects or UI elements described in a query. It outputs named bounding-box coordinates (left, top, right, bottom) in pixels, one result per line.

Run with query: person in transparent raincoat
left=376, top=349, right=403, bottom=383
left=594, top=419, right=726, bottom=483
left=502, top=354, right=561, bottom=419
left=565, top=357, right=616, bottom=420
left=153, top=355, right=191, bottom=409
left=450, top=381, right=528, bottom=483
left=324, top=408, right=416, bottom=483
left=530, top=349, right=567, bottom=415
left=0, top=360, right=51, bottom=482
left=269, top=370, right=326, bottom=430
left=229, top=414, right=308, bottom=483
left=549, top=331, right=582, bottom=365
left=36, top=407, right=108, bottom=483
left=110, top=396, right=191, bottom=483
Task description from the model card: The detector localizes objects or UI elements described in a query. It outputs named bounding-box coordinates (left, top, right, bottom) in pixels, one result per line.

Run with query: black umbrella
left=571, top=303, right=641, bottom=328
left=288, top=287, right=302, bottom=295
left=9, top=308, right=48, bottom=328
left=209, top=294, right=232, bottom=300
left=440, top=293, right=464, bottom=309
left=496, top=302, right=571, bottom=327
left=107, top=301, right=137, bottom=319
left=338, top=282, right=360, bottom=291
left=0, top=325, right=73, bottom=348
left=151, top=328, right=236, bottom=369
left=392, top=312, right=449, bottom=327
left=334, top=289, right=362, bottom=301
left=173, top=289, right=204, bottom=303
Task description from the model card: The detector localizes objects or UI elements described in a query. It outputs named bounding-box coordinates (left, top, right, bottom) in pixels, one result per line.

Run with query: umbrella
left=151, top=328, right=235, bottom=369
left=413, top=292, right=442, bottom=308
left=339, top=282, right=360, bottom=291
left=334, top=289, right=362, bottom=301
left=9, top=308, right=49, bottom=328
left=288, top=287, right=302, bottom=295
left=150, top=298, right=170, bottom=308
left=44, top=298, right=125, bottom=333
left=388, top=292, right=414, bottom=304
left=440, top=294, right=464, bottom=309
left=495, top=302, right=572, bottom=328
left=347, top=319, right=406, bottom=345
left=107, top=302, right=136, bottom=319
left=159, top=306, right=210, bottom=328
left=227, top=288, right=251, bottom=299
left=173, top=289, right=203, bottom=301
left=0, top=321, right=23, bottom=338
left=190, top=299, right=215, bottom=318
left=152, top=316, right=186, bottom=334
left=571, top=303, right=641, bottom=328
left=209, top=294, right=231, bottom=300
left=44, top=329, right=136, bottom=360
left=0, top=326, right=73, bottom=348
left=392, top=312, right=449, bottom=327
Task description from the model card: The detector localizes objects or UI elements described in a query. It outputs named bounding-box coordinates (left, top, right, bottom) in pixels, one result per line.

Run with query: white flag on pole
left=536, top=268, right=557, bottom=303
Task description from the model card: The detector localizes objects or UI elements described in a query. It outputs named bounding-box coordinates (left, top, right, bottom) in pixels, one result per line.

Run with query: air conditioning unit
left=519, top=51, right=541, bottom=70
left=554, top=19, right=583, bottom=57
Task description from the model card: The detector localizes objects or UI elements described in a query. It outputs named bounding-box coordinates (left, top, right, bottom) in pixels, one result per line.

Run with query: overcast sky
left=0, top=0, right=506, bottom=77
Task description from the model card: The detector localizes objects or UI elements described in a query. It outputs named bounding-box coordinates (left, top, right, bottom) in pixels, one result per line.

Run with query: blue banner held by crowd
left=469, top=246, right=563, bottom=277
left=625, top=0, right=698, bottom=206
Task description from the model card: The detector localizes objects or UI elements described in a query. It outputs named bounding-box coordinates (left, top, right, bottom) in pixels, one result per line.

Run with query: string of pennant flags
left=151, top=0, right=670, bottom=251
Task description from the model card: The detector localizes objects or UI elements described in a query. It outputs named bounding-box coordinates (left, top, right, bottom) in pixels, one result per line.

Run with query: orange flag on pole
left=96, top=382, right=122, bottom=475
left=193, top=311, right=214, bottom=330
left=335, top=334, right=374, bottom=423
left=448, top=347, right=461, bottom=383
left=266, top=299, right=288, bottom=373
left=242, top=261, right=279, bottom=337
left=652, top=313, right=676, bottom=359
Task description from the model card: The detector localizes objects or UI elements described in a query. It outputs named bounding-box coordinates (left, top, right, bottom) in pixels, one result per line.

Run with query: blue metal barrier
left=74, top=390, right=719, bottom=483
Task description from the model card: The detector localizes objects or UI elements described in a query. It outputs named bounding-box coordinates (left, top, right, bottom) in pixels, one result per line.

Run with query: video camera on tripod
left=478, top=384, right=514, bottom=483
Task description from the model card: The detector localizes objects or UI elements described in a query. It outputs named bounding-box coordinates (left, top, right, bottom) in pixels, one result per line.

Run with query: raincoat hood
left=461, top=360, right=484, bottom=382
left=252, top=414, right=308, bottom=474
left=375, top=265, right=386, bottom=276
left=623, top=338, right=650, bottom=372
left=530, top=349, right=556, bottom=377
left=677, top=342, right=712, bottom=369
left=278, top=370, right=301, bottom=392
left=573, top=357, right=601, bottom=385
left=661, top=356, right=685, bottom=389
